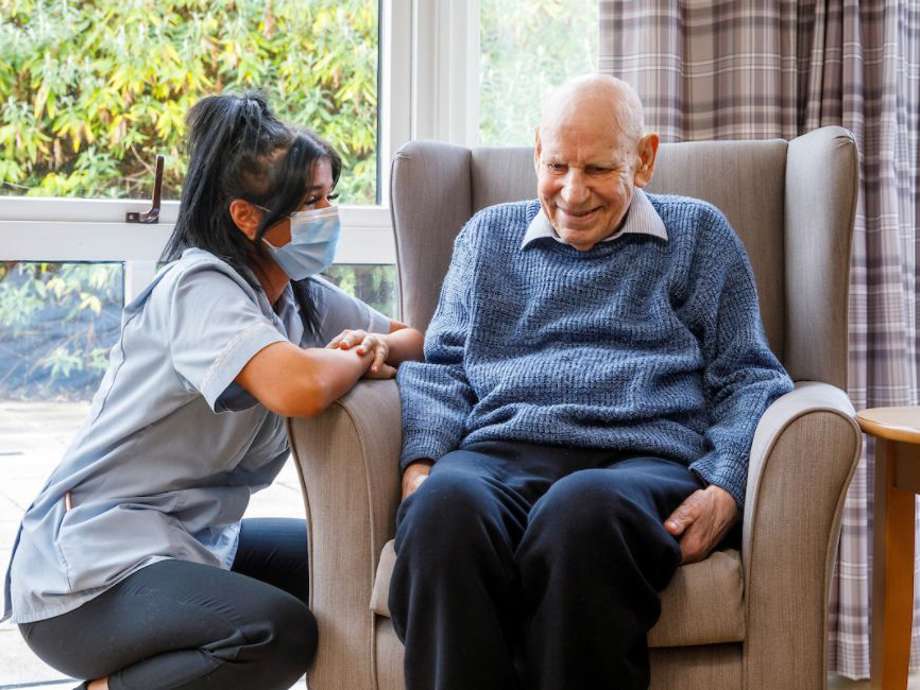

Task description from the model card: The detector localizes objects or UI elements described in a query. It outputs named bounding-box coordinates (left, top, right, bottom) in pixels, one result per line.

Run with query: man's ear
left=228, top=199, right=262, bottom=241
left=633, top=132, right=660, bottom=188
left=533, top=127, right=542, bottom=174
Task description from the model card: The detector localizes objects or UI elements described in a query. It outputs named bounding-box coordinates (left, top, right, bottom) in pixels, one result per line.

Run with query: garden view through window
left=479, top=0, right=598, bottom=145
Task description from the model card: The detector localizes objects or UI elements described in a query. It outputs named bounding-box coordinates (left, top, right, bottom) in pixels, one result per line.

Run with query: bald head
left=539, top=75, right=645, bottom=148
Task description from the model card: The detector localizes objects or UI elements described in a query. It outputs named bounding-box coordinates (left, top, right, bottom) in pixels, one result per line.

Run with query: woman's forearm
left=306, top=347, right=375, bottom=413
left=236, top=341, right=373, bottom=417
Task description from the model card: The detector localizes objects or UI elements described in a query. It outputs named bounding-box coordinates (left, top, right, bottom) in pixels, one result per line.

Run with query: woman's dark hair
left=161, top=91, right=342, bottom=336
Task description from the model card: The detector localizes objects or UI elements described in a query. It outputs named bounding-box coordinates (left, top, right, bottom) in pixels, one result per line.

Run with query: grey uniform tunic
left=2, top=248, right=389, bottom=624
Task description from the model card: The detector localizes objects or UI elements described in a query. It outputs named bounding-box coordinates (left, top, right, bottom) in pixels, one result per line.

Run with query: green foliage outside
left=324, top=264, right=396, bottom=318
left=479, top=0, right=598, bottom=146
left=0, top=0, right=379, bottom=202
left=0, top=260, right=396, bottom=401
left=0, top=261, right=123, bottom=400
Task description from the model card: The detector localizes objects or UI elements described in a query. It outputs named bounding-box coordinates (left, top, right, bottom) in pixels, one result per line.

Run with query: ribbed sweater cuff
left=399, top=430, right=458, bottom=471
left=689, top=455, right=748, bottom=510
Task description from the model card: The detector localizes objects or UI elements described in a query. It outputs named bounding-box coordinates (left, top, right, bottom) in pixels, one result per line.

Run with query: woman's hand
left=327, top=329, right=396, bottom=379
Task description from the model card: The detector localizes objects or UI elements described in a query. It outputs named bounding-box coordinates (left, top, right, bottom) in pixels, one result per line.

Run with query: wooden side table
left=857, top=407, right=920, bottom=690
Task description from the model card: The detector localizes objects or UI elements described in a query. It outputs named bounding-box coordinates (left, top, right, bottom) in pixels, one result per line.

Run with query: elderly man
left=388, top=75, right=793, bottom=690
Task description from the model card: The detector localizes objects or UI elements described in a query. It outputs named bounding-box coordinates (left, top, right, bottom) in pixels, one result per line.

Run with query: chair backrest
left=390, top=127, right=857, bottom=388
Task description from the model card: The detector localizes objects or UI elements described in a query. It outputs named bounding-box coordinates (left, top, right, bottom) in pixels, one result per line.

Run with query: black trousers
left=389, top=441, right=715, bottom=690
left=20, top=518, right=315, bottom=690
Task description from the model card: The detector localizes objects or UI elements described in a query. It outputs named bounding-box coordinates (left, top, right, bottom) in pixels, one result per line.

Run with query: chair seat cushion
left=370, top=540, right=745, bottom=648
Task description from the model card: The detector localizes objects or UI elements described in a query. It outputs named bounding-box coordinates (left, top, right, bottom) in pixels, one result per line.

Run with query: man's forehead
left=539, top=127, right=631, bottom=162
left=538, top=78, right=643, bottom=160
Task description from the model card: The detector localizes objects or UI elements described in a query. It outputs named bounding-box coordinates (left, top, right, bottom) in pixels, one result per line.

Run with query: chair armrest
left=287, top=379, right=402, bottom=690
left=741, top=381, right=862, bottom=690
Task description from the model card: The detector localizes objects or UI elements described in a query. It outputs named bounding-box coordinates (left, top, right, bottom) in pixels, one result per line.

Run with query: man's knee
left=396, top=467, right=507, bottom=560
left=520, top=469, right=683, bottom=594
left=528, top=469, right=636, bottom=544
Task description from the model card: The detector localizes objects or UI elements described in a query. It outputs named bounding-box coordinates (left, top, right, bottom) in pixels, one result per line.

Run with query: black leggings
left=20, top=518, right=315, bottom=690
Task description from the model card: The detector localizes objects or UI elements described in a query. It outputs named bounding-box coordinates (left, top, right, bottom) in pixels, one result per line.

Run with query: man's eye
left=327, top=193, right=339, bottom=201
left=547, top=162, right=566, bottom=172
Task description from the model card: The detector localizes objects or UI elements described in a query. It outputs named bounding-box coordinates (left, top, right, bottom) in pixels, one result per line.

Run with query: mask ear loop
left=256, top=206, right=290, bottom=252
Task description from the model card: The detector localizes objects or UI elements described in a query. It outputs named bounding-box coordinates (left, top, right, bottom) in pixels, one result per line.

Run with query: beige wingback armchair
left=288, top=126, right=863, bottom=690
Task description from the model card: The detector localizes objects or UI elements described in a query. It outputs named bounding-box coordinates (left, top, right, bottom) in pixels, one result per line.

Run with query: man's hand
left=664, top=485, right=738, bottom=564
left=402, top=460, right=434, bottom=500
left=327, top=329, right=396, bottom=379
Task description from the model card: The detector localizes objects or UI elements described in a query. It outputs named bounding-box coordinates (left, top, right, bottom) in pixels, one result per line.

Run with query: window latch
left=125, top=155, right=164, bottom=224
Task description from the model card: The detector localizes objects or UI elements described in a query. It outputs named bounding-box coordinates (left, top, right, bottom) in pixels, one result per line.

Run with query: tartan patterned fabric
left=599, top=0, right=920, bottom=679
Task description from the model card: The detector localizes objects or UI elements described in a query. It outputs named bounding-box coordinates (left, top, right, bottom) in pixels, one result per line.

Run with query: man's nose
left=560, top=171, right=590, bottom=206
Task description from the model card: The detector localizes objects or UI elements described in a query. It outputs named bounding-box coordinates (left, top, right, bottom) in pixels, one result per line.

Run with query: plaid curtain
left=599, top=0, right=920, bottom=679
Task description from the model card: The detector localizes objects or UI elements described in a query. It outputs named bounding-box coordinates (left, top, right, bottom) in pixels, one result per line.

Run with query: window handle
left=125, top=155, right=164, bottom=224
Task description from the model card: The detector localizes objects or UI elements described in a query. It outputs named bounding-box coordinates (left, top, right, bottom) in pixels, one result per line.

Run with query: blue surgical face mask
left=260, top=206, right=341, bottom=281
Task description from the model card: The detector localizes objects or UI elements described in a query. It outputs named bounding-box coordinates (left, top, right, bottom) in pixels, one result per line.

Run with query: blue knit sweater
left=397, top=195, right=794, bottom=507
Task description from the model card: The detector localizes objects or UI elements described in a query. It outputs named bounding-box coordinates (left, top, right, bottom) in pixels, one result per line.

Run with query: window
left=479, top=0, right=598, bottom=145
left=325, top=265, right=397, bottom=318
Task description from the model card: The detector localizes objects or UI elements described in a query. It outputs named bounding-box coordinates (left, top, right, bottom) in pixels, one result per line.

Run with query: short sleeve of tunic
left=309, top=276, right=392, bottom=346
left=169, top=265, right=288, bottom=411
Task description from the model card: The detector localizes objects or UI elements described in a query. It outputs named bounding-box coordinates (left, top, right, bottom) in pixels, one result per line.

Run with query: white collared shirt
left=521, top=188, right=668, bottom=249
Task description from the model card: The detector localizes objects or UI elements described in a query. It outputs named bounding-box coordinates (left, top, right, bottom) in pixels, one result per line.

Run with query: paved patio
left=0, top=400, right=307, bottom=689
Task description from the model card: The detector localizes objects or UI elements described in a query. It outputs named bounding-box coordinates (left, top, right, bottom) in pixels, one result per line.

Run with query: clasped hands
left=400, top=460, right=738, bottom=565
left=326, top=329, right=396, bottom=379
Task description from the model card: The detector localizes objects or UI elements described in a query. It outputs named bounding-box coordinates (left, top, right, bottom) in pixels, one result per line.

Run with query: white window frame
left=0, top=1, right=482, bottom=303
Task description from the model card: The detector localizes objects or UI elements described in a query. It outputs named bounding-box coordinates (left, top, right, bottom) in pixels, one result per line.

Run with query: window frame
left=0, top=2, right=483, bottom=304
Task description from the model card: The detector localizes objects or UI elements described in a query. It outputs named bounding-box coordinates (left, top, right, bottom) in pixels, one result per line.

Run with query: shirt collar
left=273, top=282, right=305, bottom=345
left=521, top=189, right=668, bottom=249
